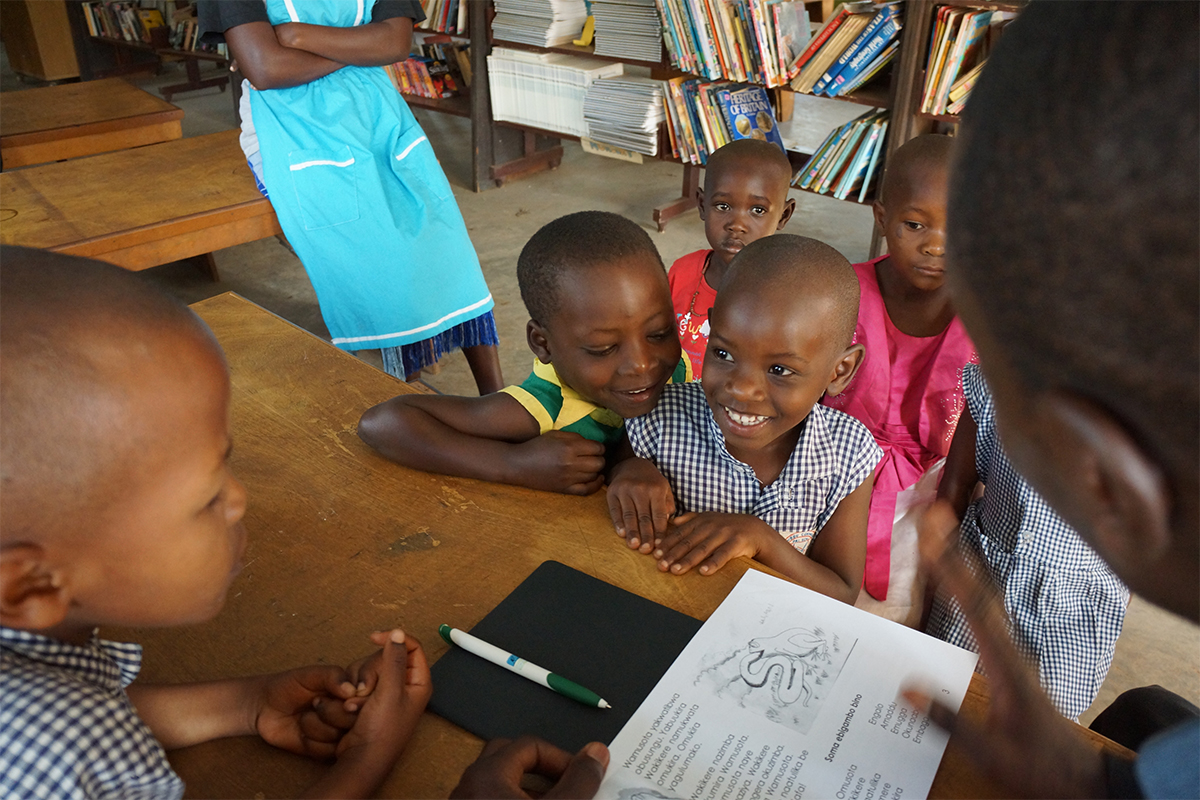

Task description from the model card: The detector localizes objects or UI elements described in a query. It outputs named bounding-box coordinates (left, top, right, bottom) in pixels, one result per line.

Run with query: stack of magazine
left=488, top=48, right=624, bottom=137
left=583, top=76, right=667, bottom=156
left=592, top=0, right=664, bottom=63
left=492, top=0, right=590, bottom=46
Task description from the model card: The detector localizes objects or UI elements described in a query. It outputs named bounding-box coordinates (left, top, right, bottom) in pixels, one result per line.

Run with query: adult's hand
left=906, top=502, right=1112, bottom=798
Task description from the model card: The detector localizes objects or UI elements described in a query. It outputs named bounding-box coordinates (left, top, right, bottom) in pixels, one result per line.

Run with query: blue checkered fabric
left=925, top=364, right=1130, bottom=720
left=626, top=382, right=882, bottom=553
left=0, top=627, right=184, bottom=800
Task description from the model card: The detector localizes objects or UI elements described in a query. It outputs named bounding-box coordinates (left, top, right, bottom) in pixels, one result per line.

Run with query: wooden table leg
left=652, top=162, right=702, bottom=232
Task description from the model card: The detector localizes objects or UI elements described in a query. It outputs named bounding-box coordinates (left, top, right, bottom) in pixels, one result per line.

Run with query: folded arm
left=224, top=21, right=344, bottom=89
left=274, top=17, right=414, bottom=66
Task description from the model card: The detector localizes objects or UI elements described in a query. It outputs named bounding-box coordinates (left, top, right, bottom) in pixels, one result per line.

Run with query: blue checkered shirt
left=925, top=364, right=1130, bottom=720
left=0, top=627, right=184, bottom=800
left=626, top=382, right=882, bottom=553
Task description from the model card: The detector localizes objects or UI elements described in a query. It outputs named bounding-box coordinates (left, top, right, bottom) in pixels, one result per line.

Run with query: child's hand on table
left=653, top=512, right=776, bottom=576
left=606, top=456, right=676, bottom=553
left=251, top=664, right=364, bottom=758
left=510, top=431, right=607, bottom=495
left=450, top=736, right=609, bottom=799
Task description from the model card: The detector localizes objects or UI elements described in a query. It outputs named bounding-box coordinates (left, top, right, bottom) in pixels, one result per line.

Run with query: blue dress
left=234, top=0, right=496, bottom=375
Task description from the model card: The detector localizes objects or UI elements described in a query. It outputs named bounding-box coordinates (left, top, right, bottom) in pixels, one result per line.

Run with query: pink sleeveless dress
left=822, top=256, right=978, bottom=603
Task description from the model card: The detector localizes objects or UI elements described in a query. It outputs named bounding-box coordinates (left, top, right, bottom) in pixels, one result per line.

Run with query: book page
left=598, top=571, right=978, bottom=800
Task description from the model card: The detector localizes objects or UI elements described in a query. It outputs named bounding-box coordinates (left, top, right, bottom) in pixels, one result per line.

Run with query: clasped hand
left=254, top=629, right=431, bottom=767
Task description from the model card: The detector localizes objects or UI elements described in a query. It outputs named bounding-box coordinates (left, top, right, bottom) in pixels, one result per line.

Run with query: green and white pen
left=438, top=624, right=611, bottom=709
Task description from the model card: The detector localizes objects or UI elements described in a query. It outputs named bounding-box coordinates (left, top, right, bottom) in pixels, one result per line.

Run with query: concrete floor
left=3, top=58, right=1197, bottom=728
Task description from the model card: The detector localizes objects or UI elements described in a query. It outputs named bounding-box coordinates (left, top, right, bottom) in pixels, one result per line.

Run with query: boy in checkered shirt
left=0, top=248, right=431, bottom=799
left=608, top=235, right=883, bottom=604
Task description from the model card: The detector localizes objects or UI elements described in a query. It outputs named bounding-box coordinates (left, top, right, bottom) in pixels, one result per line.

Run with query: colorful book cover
left=817, top=116, right=871, bottom=193
left=717, top=84, right=787, bottom=153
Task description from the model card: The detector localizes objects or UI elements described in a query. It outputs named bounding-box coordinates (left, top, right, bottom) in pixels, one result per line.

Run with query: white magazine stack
left=591, top=0, right=665, bottom=63
left=492, top=0, right=590, bottom=47
left=487, top=48, right=625, bottom=137
left=583, top=76, right=667, bottom=155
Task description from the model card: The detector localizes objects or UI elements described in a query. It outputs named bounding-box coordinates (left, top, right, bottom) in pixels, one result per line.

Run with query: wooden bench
left=0, top=77, right=183, bottom=169
left=0, top=129, right=281, bottom=275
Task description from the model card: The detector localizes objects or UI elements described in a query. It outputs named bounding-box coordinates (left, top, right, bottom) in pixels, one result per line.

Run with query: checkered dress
left=925, top=364, right=1130, bottom=720
left=0, top=627, right=184, bottom=800
left=626, top=382, right=882, bottom=553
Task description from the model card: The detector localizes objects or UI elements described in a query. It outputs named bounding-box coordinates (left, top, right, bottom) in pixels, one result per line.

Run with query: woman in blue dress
left=200, top=0, right=503, bottom=393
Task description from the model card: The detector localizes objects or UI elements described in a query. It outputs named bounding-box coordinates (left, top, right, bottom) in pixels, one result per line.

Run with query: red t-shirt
left=668, top=249, right=716, bottom=380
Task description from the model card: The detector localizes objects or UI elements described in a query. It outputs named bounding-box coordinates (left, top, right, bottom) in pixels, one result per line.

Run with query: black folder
left=428, top=560, right=702, bottom=752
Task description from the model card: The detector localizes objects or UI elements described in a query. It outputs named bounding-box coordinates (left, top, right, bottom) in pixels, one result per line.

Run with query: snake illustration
left=738, top=628, right=830, bottom=706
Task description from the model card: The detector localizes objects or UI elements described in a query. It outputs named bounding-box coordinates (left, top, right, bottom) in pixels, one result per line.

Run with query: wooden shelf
left=403, top=92, right=472, bottom=118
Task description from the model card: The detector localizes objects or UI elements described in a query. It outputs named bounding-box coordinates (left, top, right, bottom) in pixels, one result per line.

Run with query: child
left=199, top=1, right=503, bottom=392
left=820, top=134, right=978, bottom=624
left=358, top=211, right=690, bottom=495
left=924, top=362, right=1129, bottom=720
left=0, top=247, right=431, bottom=799
left=670, top=139, right=795, bottom=378
left=908, top=3, right=1198, bottom=797
left=611, top=235, right=883, bottom=603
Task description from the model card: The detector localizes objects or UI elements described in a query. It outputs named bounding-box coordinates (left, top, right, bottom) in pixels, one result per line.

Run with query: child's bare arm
left=654, top=474, right=873, bottom=604
left=937, top=406, right=979, bottom=520
left=606, top=435, right=676, bottom=552
left=358, top=393, right=607, bottom=494
left=129, top=631, right=430, bottom=799
left=224, top=22, right=344, bottom=89
left=274, top=17, right=414, bottom=67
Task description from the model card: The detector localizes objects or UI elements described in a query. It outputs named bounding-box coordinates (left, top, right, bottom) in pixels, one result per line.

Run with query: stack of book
left=592, top=0, right=664, bottom=63
left=492, top=0, right=590, bottom=47
left=790, top=1, right=902, bottom=97
left=583, top=76, right=667, bottom=156
left=656, top=0, right=811, bottom=87
left=488, top=48, right=624, bottom=137
left=416, top=0, right=468, bottom=35
left=663, top=78, right=785, bottom=165
left=920, top=6, right=1016, bottom=116
left=793, top=108, right=889, bottom=202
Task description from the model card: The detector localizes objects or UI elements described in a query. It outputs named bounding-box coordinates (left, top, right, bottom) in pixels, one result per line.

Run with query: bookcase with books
left=68, top=1, right=230, bottom=101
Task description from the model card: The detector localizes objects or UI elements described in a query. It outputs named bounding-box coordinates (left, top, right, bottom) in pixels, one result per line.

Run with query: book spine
left=793, top=5, right=847, bottom=73
left=799, top=120, right=853, bottom=188
left=812, top=7, right=894, bottom=96
left=826, top=16, right=900, bottom=96
left=857, top=118, right=888, bottom=203
left=838, top=40, right=897, bottom=95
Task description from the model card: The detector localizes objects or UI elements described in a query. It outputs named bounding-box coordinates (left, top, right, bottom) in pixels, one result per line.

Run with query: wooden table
left=1, top=78, right=184, bottom=169
left=0, top=129, right=281, bottom=271
left=110, top=294, right=1127, bottom=799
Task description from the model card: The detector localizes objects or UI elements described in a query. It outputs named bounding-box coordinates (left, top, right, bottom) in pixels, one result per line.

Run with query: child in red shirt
left=670, top=140, right=795, bottom=378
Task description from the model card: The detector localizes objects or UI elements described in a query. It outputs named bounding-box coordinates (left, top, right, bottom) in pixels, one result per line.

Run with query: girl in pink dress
left=822, top=135, right=976, bottom=625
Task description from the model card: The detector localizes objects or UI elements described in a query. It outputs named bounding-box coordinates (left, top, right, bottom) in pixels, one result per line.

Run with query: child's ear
left=695, top=187, right=707, bottom=219
left=0, top=544, right=71, bottom=631
left=872, top=200, right=887, bottom=234
left=777, top=197, right=796, bottom=230
left=526, top=319, right=552, bottom=364
left=824, top=344, right=865, bottom=397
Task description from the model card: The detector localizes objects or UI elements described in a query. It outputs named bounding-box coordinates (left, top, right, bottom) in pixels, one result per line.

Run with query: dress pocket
left=389, top=127, right=452, bottom=206
left=288, top=145, right=360, bottom=230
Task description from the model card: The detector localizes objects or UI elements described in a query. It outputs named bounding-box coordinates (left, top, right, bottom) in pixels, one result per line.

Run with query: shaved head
left=705, top=139, right=794, bottom=195
left=879, top=134, right=954, bottom=206
left=1, top=247, right=221, bottom=542
left=720, top=235, right=859, bottom=348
